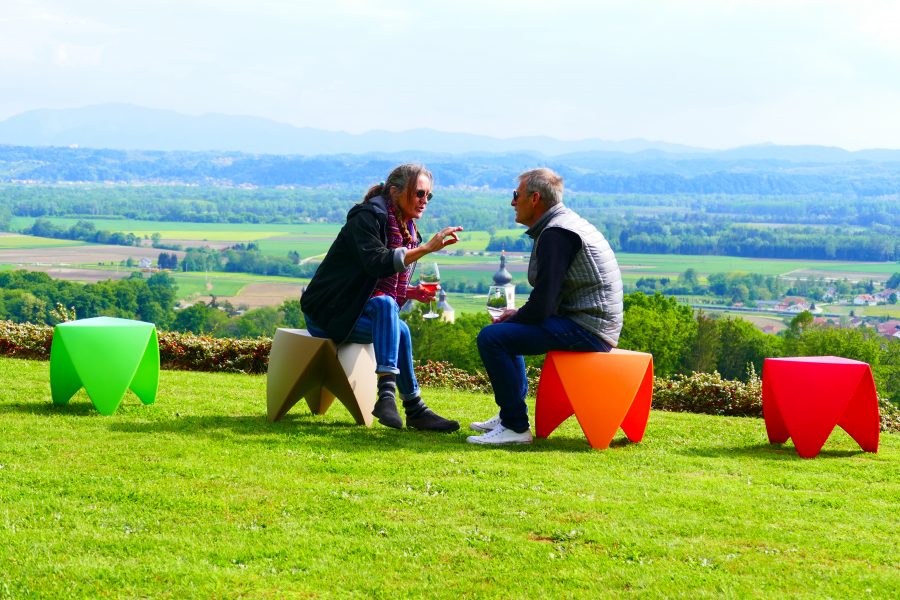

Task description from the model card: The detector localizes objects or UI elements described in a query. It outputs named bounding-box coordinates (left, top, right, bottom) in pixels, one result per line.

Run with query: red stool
left=536, top=349, right=653, bottom=449
left=762, top=356, right=880, bottom=458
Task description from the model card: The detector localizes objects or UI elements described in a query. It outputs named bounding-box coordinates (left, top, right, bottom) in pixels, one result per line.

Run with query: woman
left=300, top=163, right=463, bottom=431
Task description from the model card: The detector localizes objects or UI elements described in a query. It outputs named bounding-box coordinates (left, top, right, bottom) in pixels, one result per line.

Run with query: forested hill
left=3, top=144, right=900, bottom=196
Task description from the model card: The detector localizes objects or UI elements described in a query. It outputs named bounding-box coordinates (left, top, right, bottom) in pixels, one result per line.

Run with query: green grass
left=826, top=304, right=900, bottom=319
left=614, top=253, right=895, bottom=278
left=1, top=356, right=897, bottom=598
left=170, top=273, right=248, bottom=299
left=0, top=233, right=85, bottom=249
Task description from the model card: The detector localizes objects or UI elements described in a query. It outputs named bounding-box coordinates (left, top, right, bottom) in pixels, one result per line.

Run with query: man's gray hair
left=518, top=168, right=564, bottom=207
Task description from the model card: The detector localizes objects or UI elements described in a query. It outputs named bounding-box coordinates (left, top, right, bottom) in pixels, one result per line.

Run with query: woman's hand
left=422, top=226, right=463, bottom=253
left=406, top=284, right=437, bottom=304
left=403, top=226, right=464, bottom=266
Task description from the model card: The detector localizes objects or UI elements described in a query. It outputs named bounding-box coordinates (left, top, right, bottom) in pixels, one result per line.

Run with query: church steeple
left=492, top=251, right=512, bottom=286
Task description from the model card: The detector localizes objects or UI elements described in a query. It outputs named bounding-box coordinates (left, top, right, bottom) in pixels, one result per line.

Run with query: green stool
left=50, top=316, right=160, bottom=415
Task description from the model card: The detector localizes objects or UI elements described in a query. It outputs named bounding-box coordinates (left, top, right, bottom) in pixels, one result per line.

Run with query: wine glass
left=486, top=285, right=510, bottom=320
left=419, top=262, right=441, bottom=319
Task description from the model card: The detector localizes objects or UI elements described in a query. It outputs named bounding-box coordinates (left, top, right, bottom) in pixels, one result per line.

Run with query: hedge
left=1, top=319, right=897, bottom=433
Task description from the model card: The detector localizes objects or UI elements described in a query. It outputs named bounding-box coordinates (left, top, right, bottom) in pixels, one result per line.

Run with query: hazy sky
left=2, top=0, right=899, bottom=150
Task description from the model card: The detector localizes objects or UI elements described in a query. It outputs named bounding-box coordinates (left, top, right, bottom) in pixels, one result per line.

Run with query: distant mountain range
left=3, top=103, right=900, bottom=162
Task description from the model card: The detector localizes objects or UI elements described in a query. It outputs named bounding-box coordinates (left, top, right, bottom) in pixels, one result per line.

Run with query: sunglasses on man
left=513, top=190, right=537, bottom=201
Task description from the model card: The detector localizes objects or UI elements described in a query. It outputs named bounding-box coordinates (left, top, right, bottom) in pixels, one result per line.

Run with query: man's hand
left=493, top=308, right=517, bottom=323
left=406, top=284, right=437, bottom=304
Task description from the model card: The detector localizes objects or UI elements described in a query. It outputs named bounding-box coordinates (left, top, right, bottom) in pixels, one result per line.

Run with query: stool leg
left=620, top=359, right=653, bottom=443
left=762, top=371, right=790, bottom=445
left=535, top=355, right=575, bottom=439
left=837, top=370, right=880, bottom=453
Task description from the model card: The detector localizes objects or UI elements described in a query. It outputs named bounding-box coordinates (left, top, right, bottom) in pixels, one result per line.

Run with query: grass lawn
left=1, top=357, right=897, bottom=598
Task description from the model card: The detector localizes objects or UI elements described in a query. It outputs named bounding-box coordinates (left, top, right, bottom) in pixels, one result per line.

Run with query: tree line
left=5, top=184, right=898, bottom=261
left=5, top=144, right=900, bottom=199
left=176, top=244, right=318, bottom=278
left=634, top=269, right=895, bottom=304
left=489, top=217, right=898, bottom=261
left=23, top=217, right=143, bottom=247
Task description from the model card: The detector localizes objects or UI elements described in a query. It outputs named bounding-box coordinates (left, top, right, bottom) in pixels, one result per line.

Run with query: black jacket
left=300, top=196, right=419, bottom=343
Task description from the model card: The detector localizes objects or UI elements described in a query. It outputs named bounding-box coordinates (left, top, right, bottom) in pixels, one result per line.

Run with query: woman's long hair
left=363, top=163, right=431, bottom=246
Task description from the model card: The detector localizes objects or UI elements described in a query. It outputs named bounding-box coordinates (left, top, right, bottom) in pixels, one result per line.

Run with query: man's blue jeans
left=305, top=295, right=421, bottom=401
left=477, top=316, right=611, bottom=433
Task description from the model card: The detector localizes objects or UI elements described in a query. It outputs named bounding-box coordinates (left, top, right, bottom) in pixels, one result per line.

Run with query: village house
left=853, top=294, right=877, bottom=306
left=875, top=320, right=900, bottom=340
left=873, top=288, right=898, bottom=304
left=775, top=296, right=811, bottom=313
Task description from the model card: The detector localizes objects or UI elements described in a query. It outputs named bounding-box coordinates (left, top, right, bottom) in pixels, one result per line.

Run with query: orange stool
left=536, top=349, right=653, bottom=449
left=762, top=356, right=879, bottom=458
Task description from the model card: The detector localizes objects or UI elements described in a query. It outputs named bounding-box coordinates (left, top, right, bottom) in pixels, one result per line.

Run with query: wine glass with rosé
left=419, top=262, right=441, bottom=319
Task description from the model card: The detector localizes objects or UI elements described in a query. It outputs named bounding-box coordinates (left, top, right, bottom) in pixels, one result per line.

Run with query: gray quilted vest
left=527, top=204, right=624, bottom=346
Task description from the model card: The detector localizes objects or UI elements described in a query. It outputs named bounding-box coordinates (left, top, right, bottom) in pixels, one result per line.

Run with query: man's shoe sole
left=466, top=437, right=532, bottom=445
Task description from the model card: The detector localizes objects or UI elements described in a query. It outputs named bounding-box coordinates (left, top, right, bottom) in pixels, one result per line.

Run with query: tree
left=787, top=310, right=815, bottom=338
left=217, top=306, right=281, bottom=338
left=715, top=317, right=781, bottom=381
left=171, top=302, right=227, bottom=335
left=684, top=311, right=720, bottom=374
left=0, top=205, right=12, bottom=231
left=788, top=326, right=882, bottom=365
left=280, top=299, right=305, bottom=328
left=619, top=292, right=697, bottom=377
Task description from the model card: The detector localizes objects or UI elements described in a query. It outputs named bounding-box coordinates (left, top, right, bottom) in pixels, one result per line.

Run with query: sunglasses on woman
left=416, top=189, right=434, bottom=200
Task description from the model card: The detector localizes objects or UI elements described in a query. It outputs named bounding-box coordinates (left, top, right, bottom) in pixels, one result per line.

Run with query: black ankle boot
left=404, top=398, right=460, bottom=432
left=373, top=376, right=402, bottom=429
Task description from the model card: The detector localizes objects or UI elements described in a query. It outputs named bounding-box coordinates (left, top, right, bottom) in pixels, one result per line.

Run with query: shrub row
left=0, top=320, right=271, bottom=374
left=1, top=319, right=897, bottom=433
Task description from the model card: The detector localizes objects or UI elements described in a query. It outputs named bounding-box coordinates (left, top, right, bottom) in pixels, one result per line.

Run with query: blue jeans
left=305, top=295, right=420, bottom=401
left=476, top=316, right=611, bottom=433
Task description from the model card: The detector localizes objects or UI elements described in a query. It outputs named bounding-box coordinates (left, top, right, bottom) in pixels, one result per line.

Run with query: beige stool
left=266, top=328, right=377, bottom=426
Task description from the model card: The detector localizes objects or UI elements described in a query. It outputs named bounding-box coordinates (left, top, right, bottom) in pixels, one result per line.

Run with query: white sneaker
left=466, top=424, right=533, bottom=445
left=469, top=413, right=501, bottom=432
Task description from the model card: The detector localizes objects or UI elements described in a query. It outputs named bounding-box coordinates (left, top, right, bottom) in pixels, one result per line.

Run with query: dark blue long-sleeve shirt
left=506, top=227, right=582, bottom=325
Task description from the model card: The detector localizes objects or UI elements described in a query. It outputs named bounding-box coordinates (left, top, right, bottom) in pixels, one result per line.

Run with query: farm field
left=824, top=304, right=900, bottom=319
left=0, top=232, right=85, bottom=249
left=1, top=356, right=898, bottom=598
left=8, top=216, right=897, bottom=279
left=170, top=271, right=308, bottom=307
left=2, top=219, right=897, bottom=318
left=0, top=242, right=176, bottom=268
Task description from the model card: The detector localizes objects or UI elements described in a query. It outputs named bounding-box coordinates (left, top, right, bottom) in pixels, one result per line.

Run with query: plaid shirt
left=371, top=203, right=416, bottom=304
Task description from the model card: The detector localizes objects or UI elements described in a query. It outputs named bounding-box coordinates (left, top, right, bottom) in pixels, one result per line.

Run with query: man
left=468, top=168, right=623, bottom=445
